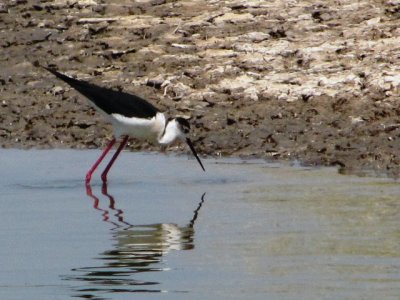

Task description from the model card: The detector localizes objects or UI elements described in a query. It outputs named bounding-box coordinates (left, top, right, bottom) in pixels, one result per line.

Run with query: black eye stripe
left=175, top=117, right=191, bottom=132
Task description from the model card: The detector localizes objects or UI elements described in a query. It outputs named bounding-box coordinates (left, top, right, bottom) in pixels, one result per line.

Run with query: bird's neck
left=158, top=119, right=181, bottom=145
left=152, top=112, right=167, bottom=141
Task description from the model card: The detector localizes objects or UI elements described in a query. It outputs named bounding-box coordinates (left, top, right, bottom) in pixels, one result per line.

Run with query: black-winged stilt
left=44, top=67, right=205, bottom=184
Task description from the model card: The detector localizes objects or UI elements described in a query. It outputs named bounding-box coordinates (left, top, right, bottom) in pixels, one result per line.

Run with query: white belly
left=109, top=112, right=166, bottom=143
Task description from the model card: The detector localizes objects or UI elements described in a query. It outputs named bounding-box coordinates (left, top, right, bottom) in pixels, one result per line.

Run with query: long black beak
left=186, top=138, right=205, bottom=171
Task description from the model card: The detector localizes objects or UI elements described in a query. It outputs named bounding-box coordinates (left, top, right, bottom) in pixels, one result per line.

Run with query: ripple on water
left=15, top=179, right=84, bottom=190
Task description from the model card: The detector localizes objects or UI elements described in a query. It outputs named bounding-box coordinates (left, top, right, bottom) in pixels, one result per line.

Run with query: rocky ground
left=1, top=0, right=400, bottom=176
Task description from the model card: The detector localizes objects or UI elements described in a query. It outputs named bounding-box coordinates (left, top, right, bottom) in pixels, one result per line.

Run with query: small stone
left=77, top=17, right=117, bottom=24
left=51, top=86, right=64, bottom=95
left=213, top=12, right=254, bottom=25
left=240, top=32, right=270, bottom=42
left=29, top=29, right=52, bottom=43
left=350, top=116, right=364, bottom=124
left=146, top=77, right=165, bottom=89
left=171, top=43, right=196, bottom=50
left=0, top=2, right=8, bottom=13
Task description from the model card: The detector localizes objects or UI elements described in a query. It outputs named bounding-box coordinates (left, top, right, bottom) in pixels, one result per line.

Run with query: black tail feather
left=42, top=66, right=159, bottom=119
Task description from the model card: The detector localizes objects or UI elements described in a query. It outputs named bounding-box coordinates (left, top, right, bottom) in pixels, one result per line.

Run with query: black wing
left=45, top=67, right=159, bottom=119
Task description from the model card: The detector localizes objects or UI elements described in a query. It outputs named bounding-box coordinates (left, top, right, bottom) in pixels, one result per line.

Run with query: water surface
left=0, top=149, right=399, bottom=299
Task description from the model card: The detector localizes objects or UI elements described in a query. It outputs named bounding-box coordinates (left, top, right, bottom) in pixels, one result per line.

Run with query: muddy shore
left=1, top=0, right=400, bottom=176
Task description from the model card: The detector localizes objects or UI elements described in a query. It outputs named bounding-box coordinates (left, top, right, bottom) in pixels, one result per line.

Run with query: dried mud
left=1, top=0, right=400, bottom=176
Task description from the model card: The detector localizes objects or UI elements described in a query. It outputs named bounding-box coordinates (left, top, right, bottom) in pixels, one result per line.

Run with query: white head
left=158, top=117, right=205, bottom=171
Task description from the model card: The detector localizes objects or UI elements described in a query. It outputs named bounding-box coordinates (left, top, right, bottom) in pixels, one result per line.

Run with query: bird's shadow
left=63, top=182, right=206, bottom=297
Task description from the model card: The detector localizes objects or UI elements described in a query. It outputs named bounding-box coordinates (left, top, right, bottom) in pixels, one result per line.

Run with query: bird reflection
left=63, top=183, right=205, bottom=298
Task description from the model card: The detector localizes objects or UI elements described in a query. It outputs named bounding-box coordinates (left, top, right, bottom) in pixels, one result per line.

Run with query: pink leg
left=85, top=138, right=116, bottom=184
left=101, top=136, right=129, bottom=183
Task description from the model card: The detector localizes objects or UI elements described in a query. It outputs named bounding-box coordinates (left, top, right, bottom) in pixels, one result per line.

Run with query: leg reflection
left=101, top=182, right=133, bottom=227
left=86, top=182, right=133, bottom=228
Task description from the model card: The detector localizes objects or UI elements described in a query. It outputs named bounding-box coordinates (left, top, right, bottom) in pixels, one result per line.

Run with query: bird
left=43, top=67, right=205, bottom=184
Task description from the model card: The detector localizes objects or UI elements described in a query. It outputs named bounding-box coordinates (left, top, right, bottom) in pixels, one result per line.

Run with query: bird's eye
left=175, top=117, right=190, bottom=134
left=182, top=126, right=190, bottom=134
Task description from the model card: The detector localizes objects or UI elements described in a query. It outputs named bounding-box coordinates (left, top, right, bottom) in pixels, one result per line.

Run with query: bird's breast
left=110, top=113, right=165, bottom=142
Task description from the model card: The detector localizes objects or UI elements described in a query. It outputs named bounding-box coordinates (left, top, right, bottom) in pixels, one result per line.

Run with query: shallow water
left=0, top=149, right=399, bottom=300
